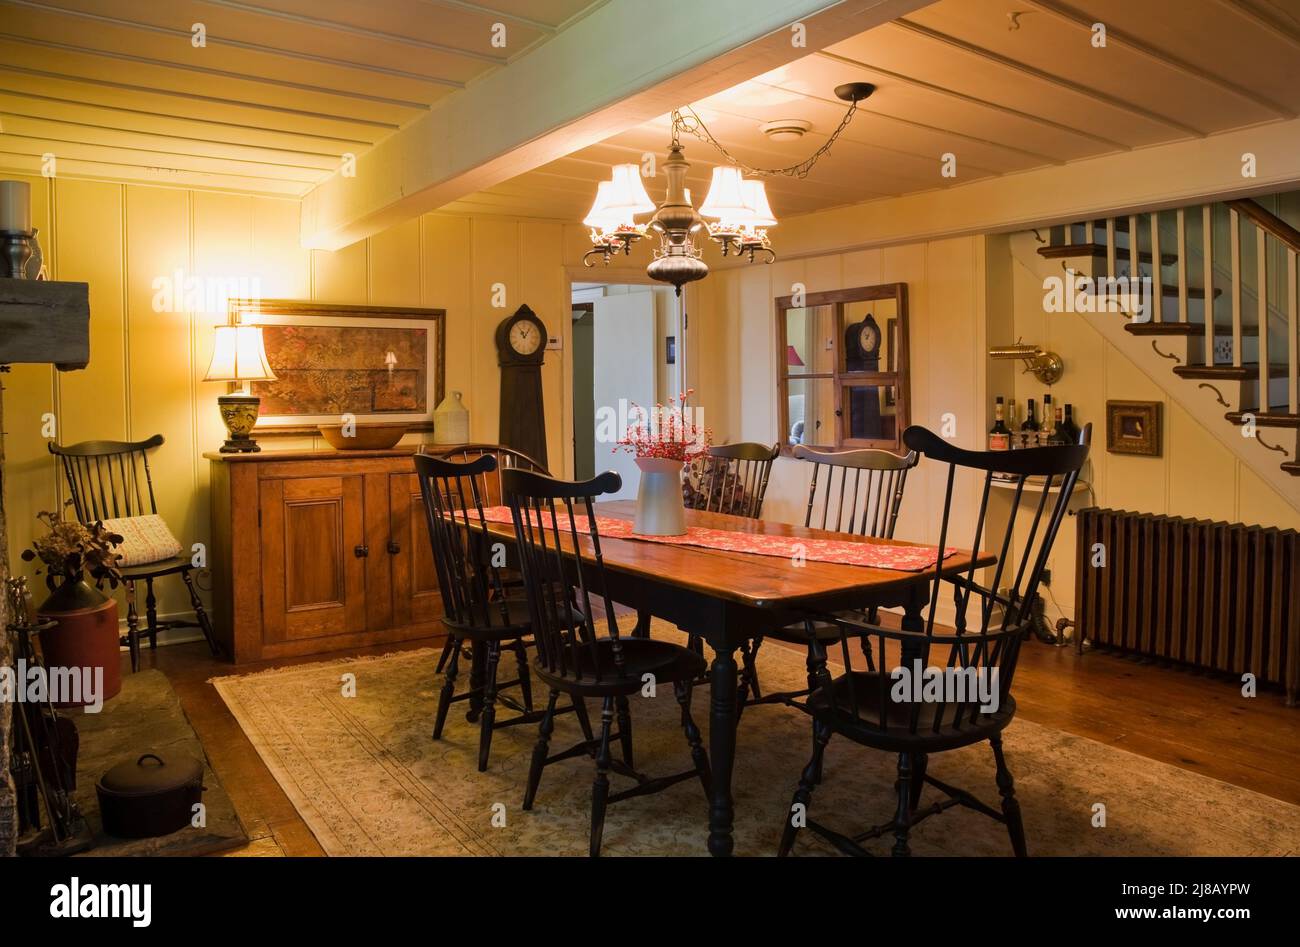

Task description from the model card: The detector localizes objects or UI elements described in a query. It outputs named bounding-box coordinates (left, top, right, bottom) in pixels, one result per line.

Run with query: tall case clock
left=496, top=304, right=548, bottom=468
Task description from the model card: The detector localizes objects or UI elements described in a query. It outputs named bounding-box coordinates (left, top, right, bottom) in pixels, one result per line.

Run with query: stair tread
left=1038, top=243, right=1177, bottom=265
left=1225, top=410, right=1300, bottom=428
left=1173, top=363, right=1292, bottom=380
left=1124, top=321, right=1259, bottom=336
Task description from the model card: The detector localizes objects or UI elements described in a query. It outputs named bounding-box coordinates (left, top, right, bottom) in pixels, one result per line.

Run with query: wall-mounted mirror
left=776, top=283, right=910, bottom=453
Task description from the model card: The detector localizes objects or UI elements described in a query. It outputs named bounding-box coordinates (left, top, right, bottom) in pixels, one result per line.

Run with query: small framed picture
left=1106, top=400, right=1162, bottom=456
left=666, top=335, right=676, bottom=365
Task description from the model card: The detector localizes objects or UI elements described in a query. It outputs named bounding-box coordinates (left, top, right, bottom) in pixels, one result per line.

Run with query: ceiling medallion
left=582, top=82, right=875, bottom=296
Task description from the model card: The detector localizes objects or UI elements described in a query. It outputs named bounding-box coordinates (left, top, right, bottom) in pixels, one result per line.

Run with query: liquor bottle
left=1021, top=398, right=1039, bottom=433
left=988, top=397, right=1010, bottom=450
left=1052, top=405, right=1066, bottom=444
left=1007, top=399, right=1020, bottom=448
left=1041, top=394, right=1054, bottom=446
left=1057, top=403, right=1081, bottom=445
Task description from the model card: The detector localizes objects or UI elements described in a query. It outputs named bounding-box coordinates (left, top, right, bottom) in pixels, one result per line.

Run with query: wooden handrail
left=1225, top=198, right=1300, bottom=254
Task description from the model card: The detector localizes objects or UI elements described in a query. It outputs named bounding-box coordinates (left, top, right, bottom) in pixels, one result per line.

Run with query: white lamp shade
left=583, top=180, right=617, bottom=228
left=204, top=325, right=277, bottom=382
left=606, top=163, right=655, bottom=215
left=698, top=166, right=749, bottom=221
left=741, top=179, right=777, bottom=227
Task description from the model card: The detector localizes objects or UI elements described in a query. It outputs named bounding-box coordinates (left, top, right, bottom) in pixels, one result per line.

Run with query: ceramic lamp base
left=217, top=393, right=262, bottom=453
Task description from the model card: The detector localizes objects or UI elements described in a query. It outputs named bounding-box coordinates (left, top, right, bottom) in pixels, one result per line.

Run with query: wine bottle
left=1007, top=399, right=1020, bottom=448
left=1057, top=403, right=1081, bottom=445
left=989, top=397, right=1010, bottom=450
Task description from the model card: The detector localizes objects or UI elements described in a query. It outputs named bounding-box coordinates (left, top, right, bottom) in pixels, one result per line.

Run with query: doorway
left=570, top=283, right=682, bottom=499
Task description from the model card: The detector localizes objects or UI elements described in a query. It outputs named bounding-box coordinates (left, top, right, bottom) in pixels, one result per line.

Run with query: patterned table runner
left=477, top=506, right=955, bottom=573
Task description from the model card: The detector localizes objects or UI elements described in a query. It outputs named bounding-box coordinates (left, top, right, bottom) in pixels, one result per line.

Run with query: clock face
left=858, top=321, right=881, bottom=355
left=509, top=319, right=542, bottom=356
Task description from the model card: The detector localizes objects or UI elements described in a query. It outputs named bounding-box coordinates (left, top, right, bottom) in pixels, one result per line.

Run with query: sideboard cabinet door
left=389, top=472, right=444, bottom=627
left=259, top=475, right=368, bottom=641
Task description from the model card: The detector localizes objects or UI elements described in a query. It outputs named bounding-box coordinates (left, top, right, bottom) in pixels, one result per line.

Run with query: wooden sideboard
left=206, top=448, right=443, bottom=663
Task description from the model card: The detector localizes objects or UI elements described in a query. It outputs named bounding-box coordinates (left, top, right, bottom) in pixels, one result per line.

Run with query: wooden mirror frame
left=775, top=283, right=911, bottom=455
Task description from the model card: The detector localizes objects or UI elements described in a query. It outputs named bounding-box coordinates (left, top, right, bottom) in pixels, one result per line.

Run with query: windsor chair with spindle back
left=739, top=444, right=919, bottom=712
left=48, top=435, right=220, bottom=670
left=415, top=452, right=586, bottom=771
left=777, top=423, right=1091, bottom=857
left=504, top=467, right=711, bottom=856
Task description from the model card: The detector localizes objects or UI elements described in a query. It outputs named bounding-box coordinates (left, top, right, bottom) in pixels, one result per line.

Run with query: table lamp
left=204, top=324, right=277, bottom=452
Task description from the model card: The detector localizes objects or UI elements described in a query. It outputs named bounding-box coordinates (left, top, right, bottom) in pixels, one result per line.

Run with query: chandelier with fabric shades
left=581, top=83, right=875, bottom=295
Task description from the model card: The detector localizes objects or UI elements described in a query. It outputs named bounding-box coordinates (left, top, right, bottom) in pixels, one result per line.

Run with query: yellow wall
left=5, top=174, right=570, bottom=618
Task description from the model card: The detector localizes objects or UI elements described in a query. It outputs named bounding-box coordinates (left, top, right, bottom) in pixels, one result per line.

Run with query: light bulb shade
left=583, top=180, right=618, bottom=228
left=741, top=179, right=777, bottom=227
left=205, top=325, right=277, bottom=382
left=606, top=164, right=655, bottom=215
left=698, top=166, right=749, bottom=221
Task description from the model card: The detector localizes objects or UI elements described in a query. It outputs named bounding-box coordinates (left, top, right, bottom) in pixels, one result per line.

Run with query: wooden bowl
left=318, top=423, right=408, bottom=450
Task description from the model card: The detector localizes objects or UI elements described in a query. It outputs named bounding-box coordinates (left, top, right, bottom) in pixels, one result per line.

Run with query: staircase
left=1036, top=198, right=1300, bottom=490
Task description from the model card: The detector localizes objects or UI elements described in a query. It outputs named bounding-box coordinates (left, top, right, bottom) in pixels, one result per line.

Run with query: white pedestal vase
left=633, top=457, right=687, bottom=536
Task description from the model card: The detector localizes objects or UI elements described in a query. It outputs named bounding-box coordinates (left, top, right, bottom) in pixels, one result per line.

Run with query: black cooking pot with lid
left=96, top=752, right=205, bottom=839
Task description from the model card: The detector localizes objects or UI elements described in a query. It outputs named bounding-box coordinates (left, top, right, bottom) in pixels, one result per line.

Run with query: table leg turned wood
left=707, top=647, right=739, bottom=856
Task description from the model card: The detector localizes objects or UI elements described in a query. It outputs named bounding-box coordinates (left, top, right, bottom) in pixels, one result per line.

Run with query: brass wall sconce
left=989, top=342, right=1064, bottom=385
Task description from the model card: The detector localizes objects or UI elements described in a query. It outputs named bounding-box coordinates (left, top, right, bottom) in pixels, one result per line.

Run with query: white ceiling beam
left=299, top=0, right=933, bottom=250
left=765, top=116, right=1300, bottom=259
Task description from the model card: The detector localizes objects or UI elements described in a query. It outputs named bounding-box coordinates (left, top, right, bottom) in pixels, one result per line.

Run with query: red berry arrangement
left=615, top=389, right=713, bottom=462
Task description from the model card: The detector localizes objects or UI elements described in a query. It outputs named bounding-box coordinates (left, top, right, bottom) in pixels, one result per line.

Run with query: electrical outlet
left=1041, top=567, right=1052, bottom=586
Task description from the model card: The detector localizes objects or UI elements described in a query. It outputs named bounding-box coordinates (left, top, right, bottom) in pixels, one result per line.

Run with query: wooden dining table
left=475, top=499, right=993, bottom=857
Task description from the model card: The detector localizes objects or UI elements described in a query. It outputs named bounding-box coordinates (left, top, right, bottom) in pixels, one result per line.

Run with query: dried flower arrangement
left=21, top=504, right=124, bottom=592
left=615, top=389, right=712, bottom=463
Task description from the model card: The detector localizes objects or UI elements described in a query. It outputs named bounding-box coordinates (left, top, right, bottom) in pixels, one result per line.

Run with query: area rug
left=73, top=669, right=248, bottom=856
left=211, top=624, right=1300, bottom=856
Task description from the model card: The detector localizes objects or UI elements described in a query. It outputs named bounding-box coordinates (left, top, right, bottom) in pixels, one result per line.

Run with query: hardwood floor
left=130, top=628, right=1300, bottom=857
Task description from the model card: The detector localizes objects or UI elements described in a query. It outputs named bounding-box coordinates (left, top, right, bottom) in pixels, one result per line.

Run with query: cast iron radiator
left=1075, top=507, right=1299, bottom=704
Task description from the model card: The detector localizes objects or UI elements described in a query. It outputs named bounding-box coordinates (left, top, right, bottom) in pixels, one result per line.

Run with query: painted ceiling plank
left=767, top=116, right=1300, bottom=261
left=299, top=0, right=934, bottom=250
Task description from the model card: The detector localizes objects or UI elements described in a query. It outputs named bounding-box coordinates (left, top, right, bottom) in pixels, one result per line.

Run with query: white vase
left=433, top=390, right=469, bottom=444
left=633, top=457, right=687, bottom=536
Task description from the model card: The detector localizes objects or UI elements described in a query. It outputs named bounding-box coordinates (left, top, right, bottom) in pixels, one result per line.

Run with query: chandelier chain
left=670, top=100, right=860, bottom=179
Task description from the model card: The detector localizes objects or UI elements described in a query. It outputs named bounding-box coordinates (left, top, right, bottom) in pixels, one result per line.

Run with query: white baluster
left=1288, top=249, right=1297, bottom=415
left=1129, top=214, right=1139, bottom=286
left=1203, top=206, right=1215, bottom=366
left=1230, top=208, right=1242, bottom=369
left=1106, top=218, right=1116, bottom=279
left=1151, top=213, right=1163, bottom=323
left=1177, top=209, right=1188, bottom=324
left=1258, top=228, right=1269, bottom=412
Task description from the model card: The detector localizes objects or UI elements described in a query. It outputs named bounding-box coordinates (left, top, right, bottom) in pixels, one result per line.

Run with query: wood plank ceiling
left=2, top=0, right=1298, bottom=222
left=0, top=0, right=603, bottom=196
left=448, top=0, right=1300, bottom=221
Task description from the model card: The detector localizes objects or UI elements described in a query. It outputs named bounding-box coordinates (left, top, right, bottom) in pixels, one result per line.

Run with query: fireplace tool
left=5, top=577, right=94, bottom=856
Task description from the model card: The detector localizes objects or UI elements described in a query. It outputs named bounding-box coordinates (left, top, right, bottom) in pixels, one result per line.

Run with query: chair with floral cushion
left=49, top=434, right=220, bottom=670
